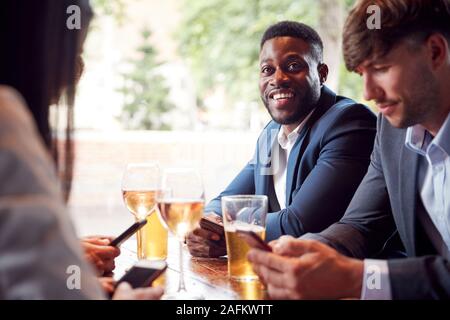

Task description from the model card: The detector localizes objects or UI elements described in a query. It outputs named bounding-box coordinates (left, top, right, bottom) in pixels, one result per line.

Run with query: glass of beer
left=222, top=195, right=268, bottom=281
left=156, top=168, right=204, bottom=299
left=121, top=163, right=168, bottom=260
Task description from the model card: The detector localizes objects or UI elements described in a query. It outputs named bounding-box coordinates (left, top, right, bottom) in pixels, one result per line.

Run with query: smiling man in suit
left=187, top=21, right=376, bottom=257
left=248, top=0, right=450, bottom=300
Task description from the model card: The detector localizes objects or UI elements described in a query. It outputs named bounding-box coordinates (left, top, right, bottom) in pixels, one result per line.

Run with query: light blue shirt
left=362, top=111, right=450, bottom=300
left=406, top=112, right=450, bottom=252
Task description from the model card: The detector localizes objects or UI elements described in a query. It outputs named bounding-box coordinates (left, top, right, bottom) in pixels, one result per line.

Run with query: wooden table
left=114, top=235, right=268, bottom=300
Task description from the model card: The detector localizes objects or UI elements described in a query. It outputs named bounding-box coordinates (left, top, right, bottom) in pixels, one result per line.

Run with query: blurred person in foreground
left=187, top=21, right=376, bottom=257
left=248, top=0, right=450, bottom=300
left=0, top=0, right=162, bottom=299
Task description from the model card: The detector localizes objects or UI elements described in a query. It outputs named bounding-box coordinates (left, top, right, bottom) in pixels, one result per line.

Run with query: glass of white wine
left=156, top=168, right=204, bottom=300
left=121, top=163, right=160, bottom=259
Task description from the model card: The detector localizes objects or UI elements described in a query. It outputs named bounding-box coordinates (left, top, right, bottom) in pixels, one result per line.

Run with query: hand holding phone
left=110, top=219, right=147, bottom=247
left=199, top=216, right=224, bottom=237
left=116, top=260, right=167, bottom=289
left=236, top=229, right=272, bottom=252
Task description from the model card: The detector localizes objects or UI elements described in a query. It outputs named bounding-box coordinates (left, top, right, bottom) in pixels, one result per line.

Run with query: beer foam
left=225, top=220, right=265, bottom=233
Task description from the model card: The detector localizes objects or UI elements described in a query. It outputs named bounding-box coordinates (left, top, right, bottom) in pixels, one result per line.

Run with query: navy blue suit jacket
left=205, top=86, right=377, bottom=241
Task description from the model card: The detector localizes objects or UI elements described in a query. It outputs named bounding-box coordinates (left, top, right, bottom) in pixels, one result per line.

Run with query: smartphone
left=115, top=260, right=167, bottom=289
left=110, top=219, right=147, bottom=247
left=236, top=229, right=272, bottom=252
left=199, top=216, right=224, bottom=237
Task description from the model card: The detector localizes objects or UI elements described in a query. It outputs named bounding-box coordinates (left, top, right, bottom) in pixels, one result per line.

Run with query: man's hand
left=186, top=213, right=226, bottom=258
left=81, top=236, right=120, bottom=276
left=247, top=238, right=363, bottom=300
left=99, top=277, right=116, bottom=295
left=112, top=282, right=164, bottom=300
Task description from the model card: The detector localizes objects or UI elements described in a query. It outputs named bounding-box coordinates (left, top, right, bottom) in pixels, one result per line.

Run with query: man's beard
left=396, top=66, right=440, bottom=129
left=263, top=85, right=321, bottom=125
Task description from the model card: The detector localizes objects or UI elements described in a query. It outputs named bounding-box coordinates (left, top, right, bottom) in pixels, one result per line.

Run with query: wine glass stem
left=178, top=240, right=186, bottom=292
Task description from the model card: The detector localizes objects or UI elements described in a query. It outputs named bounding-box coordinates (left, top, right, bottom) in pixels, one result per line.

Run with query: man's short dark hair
left=343, top=0, right=450, bottom=71
left=260, top=21, right=324, bottom=62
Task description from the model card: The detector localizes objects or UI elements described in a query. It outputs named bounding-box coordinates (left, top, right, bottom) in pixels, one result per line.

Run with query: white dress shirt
left=410, top=117, right=450, bottom=252
left=273, top=110, right=315, bottom=209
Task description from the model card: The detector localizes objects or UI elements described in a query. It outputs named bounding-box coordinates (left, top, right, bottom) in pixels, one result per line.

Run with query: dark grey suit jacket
left=305, top=115, right=450, bottom=299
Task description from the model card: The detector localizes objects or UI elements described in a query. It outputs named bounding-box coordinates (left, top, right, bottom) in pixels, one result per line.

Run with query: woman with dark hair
left=0, top=0, right=162, bottom=299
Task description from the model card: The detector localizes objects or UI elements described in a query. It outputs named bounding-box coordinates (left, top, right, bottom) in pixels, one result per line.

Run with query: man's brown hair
left=343, top=0, right=450, bottom=71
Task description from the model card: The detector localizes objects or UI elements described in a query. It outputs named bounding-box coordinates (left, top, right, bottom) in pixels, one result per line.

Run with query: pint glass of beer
left=221, top=195, right=268, bottom=281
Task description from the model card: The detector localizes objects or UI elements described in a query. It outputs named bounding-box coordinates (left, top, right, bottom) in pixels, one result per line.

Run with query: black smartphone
left=115, top=260, right=167, bottom=289
left=199, top=216, right=224, bottom=236
left=236, top=229, right=272, bottom=252
left=110, top=219, right=147, bottom=247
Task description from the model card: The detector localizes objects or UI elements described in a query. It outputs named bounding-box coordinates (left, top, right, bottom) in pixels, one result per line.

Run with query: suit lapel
left=285, top=128, right=307, bottom=205
left=258, top=122, right=281, bottom=211
left=398, top=144, right=420, bottom=256
left=285, top=86, right=336, bottom=205
left=267, top=173, right=281, bottom=212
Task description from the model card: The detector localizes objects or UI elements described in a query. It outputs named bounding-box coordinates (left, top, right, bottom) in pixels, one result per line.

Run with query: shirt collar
left=433, top=111, right=450, bottom=156
left=277, top=109, right=315, bottom=149
left=405, top=111, right=450, bottom=157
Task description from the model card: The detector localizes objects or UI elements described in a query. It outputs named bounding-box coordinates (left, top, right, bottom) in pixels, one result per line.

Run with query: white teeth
left=273, top=93, right=294, bottom=100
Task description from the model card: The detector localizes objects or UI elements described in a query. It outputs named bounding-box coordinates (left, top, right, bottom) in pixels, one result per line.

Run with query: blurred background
left=69, top=0, right=367, bottom=236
